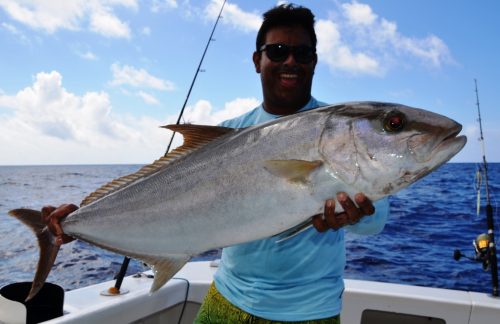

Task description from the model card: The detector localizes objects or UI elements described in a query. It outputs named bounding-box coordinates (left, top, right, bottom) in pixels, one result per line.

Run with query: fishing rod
left=454, top=79, right=499, bottom=297
left=474, top=79, right=499, bottom=296
left=109, top=0, right=227, bottom=295
left=164, top=0, right=227, bottom=156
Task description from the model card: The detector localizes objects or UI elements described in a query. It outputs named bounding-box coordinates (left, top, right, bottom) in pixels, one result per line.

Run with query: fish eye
left=383, top=112, right=405, bottom=133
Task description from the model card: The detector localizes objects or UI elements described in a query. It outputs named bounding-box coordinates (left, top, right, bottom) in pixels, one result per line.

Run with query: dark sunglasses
left=259, top=43, right=316, bottom=64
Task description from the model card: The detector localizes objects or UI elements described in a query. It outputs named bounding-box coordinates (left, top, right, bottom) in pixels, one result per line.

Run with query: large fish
left=9, top=102, right=466, bottom=300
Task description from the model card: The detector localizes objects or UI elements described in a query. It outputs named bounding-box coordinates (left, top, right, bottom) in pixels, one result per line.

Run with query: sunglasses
left=259, top=43, right=316, bottom=64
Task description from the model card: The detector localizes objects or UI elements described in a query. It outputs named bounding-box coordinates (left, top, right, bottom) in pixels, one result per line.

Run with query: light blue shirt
left=214, top=97, right=389, bottom=321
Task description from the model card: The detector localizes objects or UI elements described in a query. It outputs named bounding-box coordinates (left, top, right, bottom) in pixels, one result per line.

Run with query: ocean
left=1, top=163, right=499, bottom=294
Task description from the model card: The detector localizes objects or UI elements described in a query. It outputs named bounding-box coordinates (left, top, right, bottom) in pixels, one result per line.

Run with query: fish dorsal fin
left=263, top=160, right=323, bottom=184
left=164, top=124, right=235, bottom=150
left=80, top=157, right=171, bottom=206
left=80, top=124, right=235, bottom=206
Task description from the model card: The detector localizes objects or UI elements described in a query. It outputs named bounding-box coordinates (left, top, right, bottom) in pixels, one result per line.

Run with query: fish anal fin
left=8, top=209, right=60, bottom=301
left=139, top=255, right=191, bottom=293
left=263, top=160, right=323, bottom=184
left=81, top=125, right=236, bottom=207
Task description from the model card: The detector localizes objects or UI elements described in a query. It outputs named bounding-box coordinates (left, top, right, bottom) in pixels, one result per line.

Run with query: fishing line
left=472, top=165, right=499, bottom=225
left=476, top=167, right=482, bottom=216
left=172, top=277, right=190, bottom=324
left=471, top=164, right=483, bottom=221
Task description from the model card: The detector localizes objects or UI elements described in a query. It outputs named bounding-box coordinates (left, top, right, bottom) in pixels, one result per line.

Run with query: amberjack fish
left=9, top=102, right=466, bottom=300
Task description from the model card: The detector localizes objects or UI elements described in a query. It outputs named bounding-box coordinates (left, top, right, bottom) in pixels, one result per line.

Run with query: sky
left=0, top=0, right=499, bottom=165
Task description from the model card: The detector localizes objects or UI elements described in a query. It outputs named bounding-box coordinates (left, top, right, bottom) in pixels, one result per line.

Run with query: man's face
left=253, top=25, right=317, bottom=115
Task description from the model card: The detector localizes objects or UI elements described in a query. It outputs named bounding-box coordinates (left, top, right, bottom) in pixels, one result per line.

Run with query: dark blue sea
left=1, top=163, right=499, bottom=294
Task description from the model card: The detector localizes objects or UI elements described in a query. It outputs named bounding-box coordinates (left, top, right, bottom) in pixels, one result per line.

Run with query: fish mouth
left=437, top=125, right=466, bottom=150
left=443, top=124, right=462, bottom=141
left=408, top=123, right=466, bottom=164
left=431, top=124, right=467, bottom=162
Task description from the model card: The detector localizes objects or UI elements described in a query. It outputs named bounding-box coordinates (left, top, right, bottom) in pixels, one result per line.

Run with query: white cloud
left=110, top=63, right=175, bottom=91
left=0, top=0, right=134, bottom=38
left=2, top=21, right=21, bottom=34
left=397, top=35, right=452, bottom=68
left=0, top=0, right=85, bottom=33
left=106, top=0, right=138, bottom=9
left=0, top=70, right=167, bottom=164
left=315, top=1, right=453, bottom=75
left=141, top=26, right=151, bottom=36
left=77, top=50, right=98, bottom=60
left=0, top=70, right=257, bottom=165
left=89, top=7, right=131, bottom=39
left=344, top=1, right=452, bottom=68
left=204, top=0, right=261, bottom=33
left=137, top=91, right=160, bottom=105
left=316, top=19, right=380, bottom=75
left=1, top=21, right=31, bottom=44
left=0, top=71, right=122, bottom=142
left=342, top=1, right=377, bottom=25
left=464, top=123, right=478, bottom=141
left=181, top=97, right=258, bottom=125
left=151, top=0, right=178, bottom=12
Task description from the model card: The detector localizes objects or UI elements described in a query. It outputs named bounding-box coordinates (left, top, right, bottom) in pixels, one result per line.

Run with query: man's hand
left=41, top=204, right=79, bottom=245
left=312, top=192, right=375, bottom=232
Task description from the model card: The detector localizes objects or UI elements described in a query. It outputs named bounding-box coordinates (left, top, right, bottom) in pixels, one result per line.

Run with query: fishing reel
left=453, top=233, right=491, bottom=271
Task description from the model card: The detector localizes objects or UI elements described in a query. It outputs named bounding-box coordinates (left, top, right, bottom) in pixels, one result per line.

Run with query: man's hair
left=255, top=4, right=317, bottom=52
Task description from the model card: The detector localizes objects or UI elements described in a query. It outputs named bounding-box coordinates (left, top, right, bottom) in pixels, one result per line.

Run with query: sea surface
left=1, top=163, right=499, bottom=294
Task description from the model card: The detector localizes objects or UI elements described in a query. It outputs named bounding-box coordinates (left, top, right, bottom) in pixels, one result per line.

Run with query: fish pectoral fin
left=141, top=255, right=191, bottom=293
left=273, top=218, right=313, bottom=243
left=263, top=160, right=323, bottom=183
left=8, top=208, right=60, bottom=301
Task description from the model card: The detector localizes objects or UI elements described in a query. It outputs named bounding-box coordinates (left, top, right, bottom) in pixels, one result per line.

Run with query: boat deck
left=5, top=261, right=500, bottom=323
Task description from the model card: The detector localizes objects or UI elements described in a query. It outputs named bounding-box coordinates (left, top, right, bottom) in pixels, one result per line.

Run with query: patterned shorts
left=194, top=283, right=340, bottom=324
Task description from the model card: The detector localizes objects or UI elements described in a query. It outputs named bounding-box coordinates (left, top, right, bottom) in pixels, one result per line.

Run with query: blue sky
left=0, top=0, right=498, bottom=165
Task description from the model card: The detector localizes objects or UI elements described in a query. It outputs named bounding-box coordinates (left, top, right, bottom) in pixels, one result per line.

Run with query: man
left=44, top=4, right=389, bottom=323
left=193, top=4, right=389, bottom=324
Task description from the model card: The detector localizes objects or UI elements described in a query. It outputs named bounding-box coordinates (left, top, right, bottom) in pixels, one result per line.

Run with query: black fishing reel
left=454, top=233, right=491, bottom=271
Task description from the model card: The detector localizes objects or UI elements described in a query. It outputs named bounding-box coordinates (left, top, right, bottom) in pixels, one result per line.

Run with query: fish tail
left=8, top=208, right=60, bottom=301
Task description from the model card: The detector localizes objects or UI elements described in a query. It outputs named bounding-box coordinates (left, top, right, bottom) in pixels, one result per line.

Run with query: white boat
left=2, top=260, right=499, bottom=324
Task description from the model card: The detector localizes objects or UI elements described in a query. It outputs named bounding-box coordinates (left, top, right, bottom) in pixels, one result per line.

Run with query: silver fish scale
left=62, top=109, right=336, bottom=257
left=60, top=102, right=466, bottom=260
